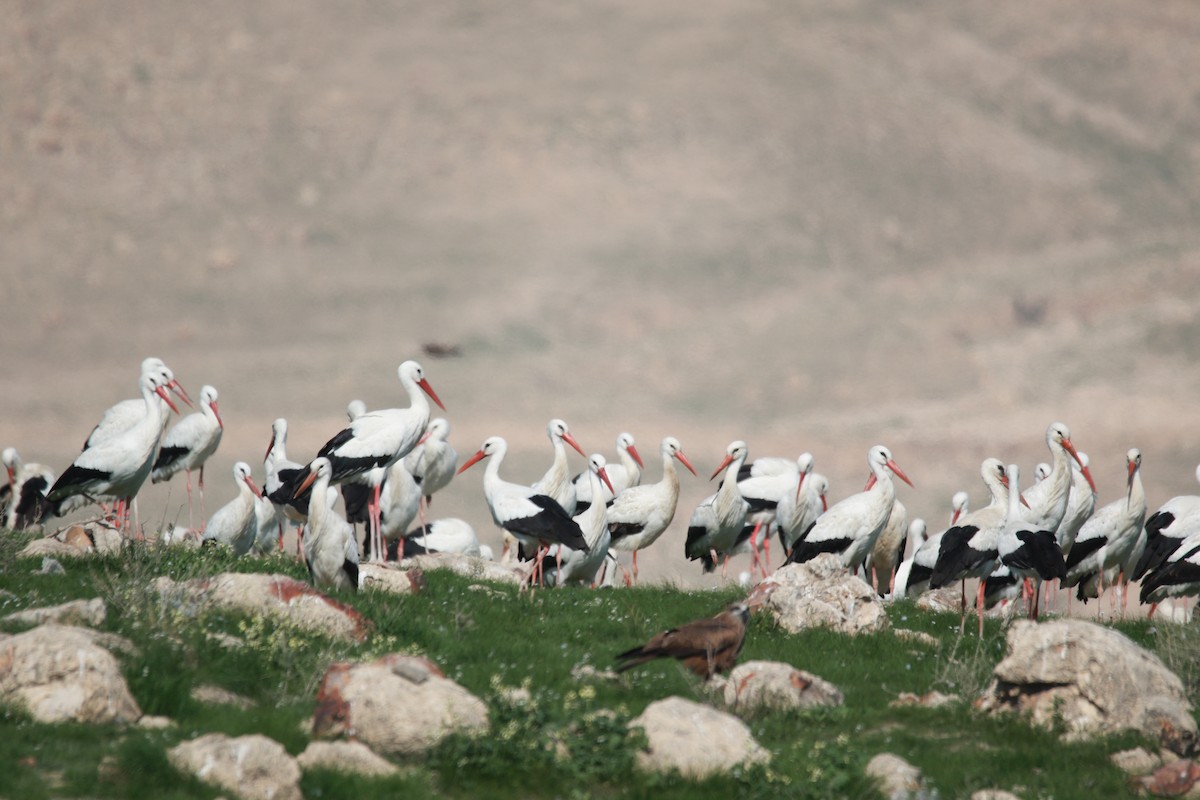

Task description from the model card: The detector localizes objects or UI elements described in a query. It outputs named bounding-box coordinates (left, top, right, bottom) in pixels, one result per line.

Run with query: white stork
left=541, top=453, right=616, bottom=587
left=605, top=436, right=698, bottom=584
left=1063, top=448, right=1146, bottom=606
left=311, top=360, right=444, bottom=563
left=786, top=445, right=913, bottom=572
left=151, top=384, right=224, bottom=531
left=201, top=462, right=264, bottom=555
left=401, top=518, right=485, bottom=558
left=995, top=463, right=1067, bottom=618
left=47, top=370, right=178, bottom=533
left=2, top=447, right=55, bottom=530
left=573, top=432, right=644, bottom=513
left=296, top=457, right=359, bottom=592
left=83, top=357, right=191, bottom=451
left=1133, top=463, right=1200, bottom=584
left=403, top=416, right=458, bottom=528
left=457, top=436, right=587, bottom=586
left=531, top=419, right=586, bottom=516
left=685, top=441, right=751, bottom=577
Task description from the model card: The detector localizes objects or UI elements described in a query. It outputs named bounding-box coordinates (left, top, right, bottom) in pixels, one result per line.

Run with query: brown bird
left=615, top=601, right=750, bottom=679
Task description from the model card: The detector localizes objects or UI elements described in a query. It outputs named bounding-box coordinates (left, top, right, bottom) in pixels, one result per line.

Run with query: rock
left=2, top=598, right=106, bottom=628
left=630, top=696, right=770, bottom=779
left=889, top=690, right=959, bottom=709
left=297, top=741, right=399, bottom=777
left=754, top=554, right=888, bottom=635
left=18, top=524, right=124, bottom=559
left=1111, top=747, right=1165, bottom=776
left=1129, top=759, right=1200, bottom=798
left=979, top=619, right=1197, bottom=755
left=718, top=660, right=843, bottom=714
left=168, top=733, right=301, bottom=800
left=915, top=587, right=963, bottom=613
left=401, top=553, right=523, bottom=585
left=865, top=753, right=926, bottom=799
left=38, top=557, right=65, bottom=575
left=892, top=628, right=939, bottom=648
left=357, top=563, right=427, bottom=595
left=0, top=624, right=141, bottom=724
left=191, top=684, right=255, bottom=709
left=312, top=653, right=489, bottom=756
left=154, top=572, right=371, bottom=642
left=970, top=791, right=1023, bottom=800
left=138, top=715, right=173, bottom=729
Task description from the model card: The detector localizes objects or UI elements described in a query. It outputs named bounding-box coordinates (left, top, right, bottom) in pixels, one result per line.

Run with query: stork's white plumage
left=47, top=370, right=178, bottom=532
left=1133, top=464, right=1200, bottom=584
left=531, top=419, right=586, bottom=516
left=402, top=518, right=484, bottom=558
left=151, top=384, right=224, bottom=531
left=870, top=497, right=908, bottom=595
left=995, top=463, right=1066, bottom=618
left=457, top=436, right=587, bottom=585
left=685, top=441, right=751, bottom=575
left=1056, top=452, right=1097, bottom=555
left=263, top=418, right=309, bottom=557
left=891, top=519, right=928, bottom=599
left=1063, top=448, right=1146, bottom=603
left=377, top=459, right=422, bottom=559
left=542, top=453, right=616, bottom=586
left=1, top=447, right=55, bottom=530
left=296, top=457, right=359, bottom=592
left=787, top=445, right=913, bottom=571
left=573, top=432, right=643, bottom=513
left=312, top=360, right=444, bottom=563
left=1021, top=422, right=1096, bottom=539
left=83, top=357, right=190, bottom=451
left=201, top=462, right=264, bottom=555
left=606, top=436, right=697, bottom=584
left=773, top=454, right=820, bottom=556
left=404, top=417, right=458, bottom=504
left=736, top=452, right=814, bottom=572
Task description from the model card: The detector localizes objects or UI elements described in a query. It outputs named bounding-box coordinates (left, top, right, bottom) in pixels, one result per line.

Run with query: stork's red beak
left=563, top=431, right=586, bottom=458
left=1062, top=438, right=1097, bottom=494
left=627, top=445, right=645, bottom=469
left=169, top=380, right=193, bottom=408
left=456, top=449, right=487, bottom=475
left=795, top=471, right=808, bottom=502
left=710, top=453, right=735, bottom=481
left=887, top=459, right=914, bottom=487
left=598, top=467, right=616, bottom=497
left=675, top=450, right=698, bottom=477
left=244, top=475, right=264, bottom=499
left=417, top=378, right=446, bottom=411
left=211, top=400, right=223, bottom=429
left=294, top=466, right=318, bottom=499
left=155, top=385, right=180, bottom=415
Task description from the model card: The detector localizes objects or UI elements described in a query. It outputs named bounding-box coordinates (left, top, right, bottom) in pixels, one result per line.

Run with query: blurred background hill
left=3, top=0, right=1200, bottom=584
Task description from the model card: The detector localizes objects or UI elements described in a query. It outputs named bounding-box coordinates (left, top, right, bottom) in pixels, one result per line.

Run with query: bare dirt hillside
left=3, top=0, right=1200, bottom=585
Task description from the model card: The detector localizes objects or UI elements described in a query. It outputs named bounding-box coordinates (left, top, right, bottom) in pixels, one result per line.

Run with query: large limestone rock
left=312, top=653, right=489, bottom=756
left=2, top=597, right=106, bottom=627
left=865, top=753, right=927, bottom=800
left=297, top=741, right=400, bottom=777
left=718, top=660, right=843, bottom=715
left=979, top=619, right=1197, bottom=755
left=18, top=524, right=124, bottom=558
left=168, top=733, right=301, bottom=800
left=0, top=624, right=141, bottom=724
left=400, top=553, right=523, bottom=585
left=752, top=554, right=888, bottom=635
left=357, top=563, right=427, bottom=595
left=154, top=572, right=371, bottom=642
left=630, top=696, right=770, bottom=778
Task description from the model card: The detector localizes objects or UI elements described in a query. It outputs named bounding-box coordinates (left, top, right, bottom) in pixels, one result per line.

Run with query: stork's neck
left=660, top=451, right=680, bottom=500
left=1125, top=468, right=1146, bottom=524
left=619, top=448, right=642, bottom=485
left=1006, top=468, right=1024, bottom=526
left=575, top=470, right=608, bottom=548
left=307, top=474, right=331, bottom=537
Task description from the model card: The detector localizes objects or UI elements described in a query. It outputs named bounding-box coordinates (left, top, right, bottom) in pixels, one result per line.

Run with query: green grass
left=0, top=528, right=1190, bottom=799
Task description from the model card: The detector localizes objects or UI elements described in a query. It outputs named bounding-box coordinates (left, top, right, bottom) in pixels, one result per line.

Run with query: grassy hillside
left=0, top=529, right=1186, bottom=799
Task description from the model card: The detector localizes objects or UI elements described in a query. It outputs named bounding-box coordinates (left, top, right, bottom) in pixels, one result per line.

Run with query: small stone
left=890, top=690, right=960, bottom=709
left=137, top=715, right=174, bottom=729
left=191, top=684, right=255, bottom=709
left=1111, top=746, right=1163, bottom=776
left=2, top=598, right=106, bottom=628
left=865, top=753, right=925, bottom=799
left=38, top=558, right=65, bottom=575
left=297, top=741, right=398, bottom=777
left=630, top=696, right=769, bottom=779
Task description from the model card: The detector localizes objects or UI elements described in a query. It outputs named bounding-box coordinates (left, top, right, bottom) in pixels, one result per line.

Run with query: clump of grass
left=1151, top=618, right=1200, bottom=705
